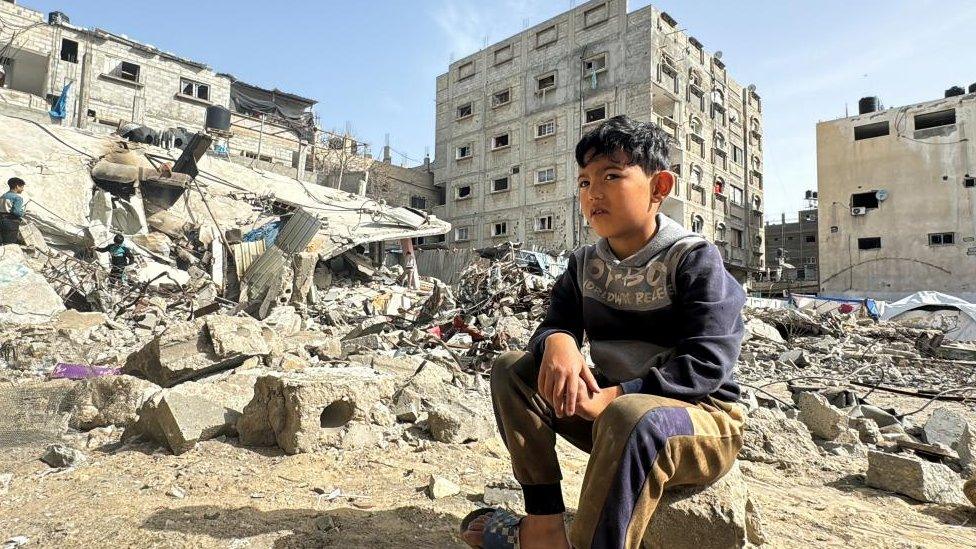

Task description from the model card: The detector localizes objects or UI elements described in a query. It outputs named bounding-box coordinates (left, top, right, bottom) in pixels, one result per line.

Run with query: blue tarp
left=49, top=82, right=71, bottom=120
left=243, top=219, right=283, bottom=247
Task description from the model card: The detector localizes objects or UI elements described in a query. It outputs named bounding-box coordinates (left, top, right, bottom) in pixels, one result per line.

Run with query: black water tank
left=969, top=83, right=976, bottom=94
left=858, top=96, right=880, bottom=115
left=205, top=105, right=231, bottom=132
left=945, top=86, right=965, bottom=98
left=48, top=11, right=69, bottom=25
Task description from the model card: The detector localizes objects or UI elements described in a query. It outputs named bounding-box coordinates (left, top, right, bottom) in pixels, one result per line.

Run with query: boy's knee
left=490, top=351, right=530, bottom=394
left=595, top=395, right=683, bottom=441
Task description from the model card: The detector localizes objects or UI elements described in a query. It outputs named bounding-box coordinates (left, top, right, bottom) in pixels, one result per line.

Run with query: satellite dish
left=714, top=51, right=723, bottom=60
left=747, top=84, right=757, bottom=92
left=876, top=189, right=889, bottom=201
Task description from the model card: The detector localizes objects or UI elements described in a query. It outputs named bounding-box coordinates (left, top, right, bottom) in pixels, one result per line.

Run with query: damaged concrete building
left=0, top=1, right=439, bottom=211
left=817, top=89, right=976, bottom=301
left=432, top=0, right=765, bottom=279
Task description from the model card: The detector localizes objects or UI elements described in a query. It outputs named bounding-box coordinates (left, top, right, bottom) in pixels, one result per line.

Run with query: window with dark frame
left=537, top=73, right=556, bottom=92
left=456, top=103, right=472, bottom=119
left=851, top=191, right=880, bottom=209
left=928, top=232, right=955, bottom=246
left=180, top=78, right=209, bottom=101
left=492, top=134, right=510, bottom=149
left=493, top=221, right=508, bottom=236
left=858, top=237, right=882, bottom=250
left=492, top=89, right=511, bottom=107
left=456, top=144, right=472, bottom=159
left=585, top=105, right=607, bottom=123
left=536, top=119, right=555, bottom=137
left=492, top=177, right=509, bottom=192
left=410, top=196, right=427, bottom=209
left=536, top=215, right=553, bottom=231
left=117, top=61, right=141, bottom=83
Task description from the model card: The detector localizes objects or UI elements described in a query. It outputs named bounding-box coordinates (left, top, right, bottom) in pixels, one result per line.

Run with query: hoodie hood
left=594, top=213, right=694, bottom=268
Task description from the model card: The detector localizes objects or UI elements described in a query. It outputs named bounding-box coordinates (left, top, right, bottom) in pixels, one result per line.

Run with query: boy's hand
left=539, top=333, right=601, bottom=418
left=576, top=383, right=623, bottom=421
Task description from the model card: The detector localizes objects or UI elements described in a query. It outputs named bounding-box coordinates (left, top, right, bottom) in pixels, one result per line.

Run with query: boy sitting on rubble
left=460, top=115, right=747, bottom=549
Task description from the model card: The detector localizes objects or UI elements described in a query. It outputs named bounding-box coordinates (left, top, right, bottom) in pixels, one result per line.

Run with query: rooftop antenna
left=483, top=35, right=489, bottom=49
left=523, top=18, right=529, bottom=30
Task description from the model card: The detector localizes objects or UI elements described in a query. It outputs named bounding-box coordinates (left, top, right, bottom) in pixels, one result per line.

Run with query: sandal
left=459, top=507, right=522, bottom=549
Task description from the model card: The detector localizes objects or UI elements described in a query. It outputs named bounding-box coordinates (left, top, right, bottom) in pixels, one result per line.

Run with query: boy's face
left=577, top=150, right=673, bottom=240
left=11, top=184, right=24, bottom=194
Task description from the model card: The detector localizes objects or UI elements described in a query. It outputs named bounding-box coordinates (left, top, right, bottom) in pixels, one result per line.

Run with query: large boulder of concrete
left=923, top=407, right=970, bottom=450
left=123, top=319, right=224, bottom=387
left=66, top=374, right=160, bottom=430
left=237, top=366, right=394, bottom=454
left=740, top=407, right=820, bottom=470
left=795, top=391, right=848, bottom=441
left=205, top=315, right=277, bottom=358
left=124, top=370, right=261, bottom=454
left=644, top=463, right=765, bottom=548
left=427, top=398, right=494, bottom=444
left=865, top=450, right=967, bottom=504
left=0, top=244, right=65, bottom=325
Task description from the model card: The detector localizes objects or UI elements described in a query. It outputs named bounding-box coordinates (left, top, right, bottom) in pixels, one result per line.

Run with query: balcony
left=729, top=203, right=745, bottom=220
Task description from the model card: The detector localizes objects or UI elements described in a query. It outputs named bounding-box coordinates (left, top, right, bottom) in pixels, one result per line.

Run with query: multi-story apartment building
left=0, top=0, right=438, bottom=210
left=817, top=88, right=976, bottom=301
left=757, top=204, right=819, bottom=295
left=432, top=0, right=765, bottom=279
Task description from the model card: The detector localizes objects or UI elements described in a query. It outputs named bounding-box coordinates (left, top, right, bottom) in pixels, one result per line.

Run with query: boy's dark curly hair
left=575, top=115, right=673, bottom=174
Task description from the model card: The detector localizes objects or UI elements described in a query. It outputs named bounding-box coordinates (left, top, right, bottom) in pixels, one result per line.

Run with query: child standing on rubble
left=461, top=116, right=747, bottom=549
left=95, top=234, right=136, bottom=283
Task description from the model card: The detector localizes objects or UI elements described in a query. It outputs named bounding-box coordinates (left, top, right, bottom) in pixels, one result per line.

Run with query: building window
left=928, top=232, right=955, bottom=246
left=456, top=102, right=473, bottom=119
left=180, top=78, right=210, bottom=101
left=457, top=61, right=475, bottom=81
left=410, top=196, right=427, bottom=209
left=492, top=88, right=511, bottom=108
left=113, top=61, right=141, bottom=83
left=492, top=133, right=510, bottom=150
left=713, top=149, right=727, bottom=170
left=690, top=116, right=703, bottom=135
left=60, top=38, right=78, bottom=63
left=731, top=228, right=743, bottom=247
left=732, top=145, right=743, bottom=165
left=729, top=108, right=740, bottom=126
left=686, top=135, right=705, bottom=157
left=583, top=3, right=609, bottom=27
left=493, top=45, right=513, bottom=65
left=456, top=185, right=472, bottom=199
left=455, top=227, right=470, bottom=241
left=965, top=177, right=976, bottom=188
left=851, top=191, right=880, bottom=209
left=537, top=167, right=556, bottom=184
left=805, top=235, right=816, bottom=243
left=858, top=237, right=882, bottom=250
left=492, top=221, right=509, bottom=237
left=585, top=105, right=607, bottom=124
left=915, top=109, right=955, bottom=131
left=536, top=119, right=555, bottom=138
left=537, top=73, right=556, bottom=93
left=536, top=25, right=557, bottom=48
left=584, top=54, right=607, bottom=75
left=691, top=215, right=704, bottom=233
left=536, top=215, right=553, bottom=231
left=715, top=223, right=727, bottom=242
left=491, top=176, right=510, bottom=192
left=714, top=178, right=725, bottom=195
left=690, top=165, right=704, bottom=187
left=854, top=121, right=889, bottom=140
left=689, top=87, right=705, bottom=111
left=455, top=144, right=472, bottom=160
left=731, top=185, right=744, bottom=205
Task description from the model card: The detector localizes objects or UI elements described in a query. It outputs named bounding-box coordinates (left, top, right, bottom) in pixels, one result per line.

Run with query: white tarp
left=880, top=291, right=976, bottom=342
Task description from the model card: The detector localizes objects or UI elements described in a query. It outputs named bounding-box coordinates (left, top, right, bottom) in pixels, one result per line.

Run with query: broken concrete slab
left=427, top=399, right=494, bottom=444
left=0, top=244, right=65, bottom=325
left=865, top=450, right=967, bottom=504
left=965, top=477, right=976, bottom=507
left=795, top=391, right=849, bottom=441
left=41, top=443, right=87, bottom=468
left=740, top=407, right=820, bottom=470
left=427, top=475, right=460, bottom=499
left=206, top=315, right=276, bottom=358
left=923, top=407, right=970, bottom=450
left=125, top=371, right=261, bottom=454
left=644, top=463, right=763, bottom=549
left=66, top=374, right=160, bottom=430
left=262, top=305, right=303, bottom=337
left=744, top=317, right=785, bottom=344
left=122, top=319, right=243, bottom=388
left=237, top=366, right=394, bottom=454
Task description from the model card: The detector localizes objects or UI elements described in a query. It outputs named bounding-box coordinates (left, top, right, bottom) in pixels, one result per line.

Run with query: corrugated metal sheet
left=229, top=240, right=266, bottom=278
left=414, top=248, right=477, bottom=285
left=242, top=246, right=287, bottom=294
left=276, top=209, right=322, bottom=254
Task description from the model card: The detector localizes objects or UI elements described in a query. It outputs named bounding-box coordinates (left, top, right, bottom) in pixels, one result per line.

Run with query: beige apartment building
left=432, top=0, right=765, bottom=278
left=817, top=89, right=976, bottom=301
left=0, top=1, right=438, bottom=210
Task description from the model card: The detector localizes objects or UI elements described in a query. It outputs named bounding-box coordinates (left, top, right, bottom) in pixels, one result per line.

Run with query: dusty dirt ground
left=1, top=388, right=974, bottom=548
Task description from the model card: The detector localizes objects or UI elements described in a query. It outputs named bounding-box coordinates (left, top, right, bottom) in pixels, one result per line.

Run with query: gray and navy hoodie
left=530, top=213, right=745, bottom=403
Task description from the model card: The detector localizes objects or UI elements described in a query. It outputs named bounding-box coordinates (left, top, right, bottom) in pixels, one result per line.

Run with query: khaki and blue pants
left=490, top=351, right=745, bottom=549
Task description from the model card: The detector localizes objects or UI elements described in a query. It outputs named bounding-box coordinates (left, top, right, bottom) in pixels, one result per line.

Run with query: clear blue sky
left=22, top=0, right=976, bottom=219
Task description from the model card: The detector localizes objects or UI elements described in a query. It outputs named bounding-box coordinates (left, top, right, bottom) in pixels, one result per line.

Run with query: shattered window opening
left=585, top=105, right=607, bottom=124
left=858, top=237, right=882, bottom=250
left=536, top=215, right=553, bottom=231
left=914, top=109, right=955, bottom=131
left=115, top=61, right=141, bottom=83
left=492, top=89, right=511, bottom=108
left=456, top=103, right=473, bottom=119
left=456, top=185, right=472, bottom=199
left=60, top=38, right=78, bottom=63
left=410, top=196, right=427, bottom=209
left=180, top=78, right=210, bottom=101
left=455, top=144, right=472, bottom=160
left=492, top=221, right=508, bottom=237
left=491, top=177, right=509, bottom=193
left=491, top=134, right=510, bottom=150
left=537, top=73, right=556, bottom=92
left=731, top=185, right=744, bottom=205
left=455, top=226, right=470, bottom=241
left=851, top=191, right=880, bottom=209
left=731, top=228, right=743, bottom=247
left=854, top=121, right=889, bottom=141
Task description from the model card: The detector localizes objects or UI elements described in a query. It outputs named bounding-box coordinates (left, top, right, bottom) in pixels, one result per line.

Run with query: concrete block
left=206, top=315, right=275, bottom=358
left=66, top=374, right=160, bottom=430
left=923, top=407, right=969, bottom=450
left=644, top=463, right=764, bottom=548
left=122, top=319, right=232, bottom=387
left=237, top=366, right=394, bottom=454
left=865, top=450, right=967, bottom=504
left=795, top=391, right=848, bottom=441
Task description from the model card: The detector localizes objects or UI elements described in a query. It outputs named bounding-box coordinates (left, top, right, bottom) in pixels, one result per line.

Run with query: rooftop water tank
left=205, top=105, right=231, bottom=132
left=858, top=96, right=880, bottom=115
left=48, top=11, right=69, bottom=25
left=945, top=86, right=965, bottom=98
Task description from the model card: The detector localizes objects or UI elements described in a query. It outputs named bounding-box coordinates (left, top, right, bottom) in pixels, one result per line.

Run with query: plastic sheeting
left=229, top=80, right=315, bottom=139
left=880, top=291, right=976, bottom=342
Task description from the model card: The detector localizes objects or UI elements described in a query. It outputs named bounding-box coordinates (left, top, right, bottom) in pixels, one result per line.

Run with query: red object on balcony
left=714, top=181, right=724, bottom=194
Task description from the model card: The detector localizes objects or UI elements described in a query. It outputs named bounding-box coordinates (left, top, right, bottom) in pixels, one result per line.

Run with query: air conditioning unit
left=851, top=207, right=868, bottom=216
